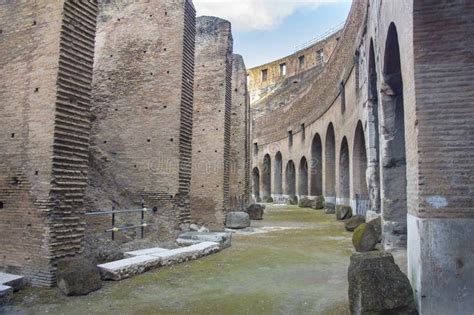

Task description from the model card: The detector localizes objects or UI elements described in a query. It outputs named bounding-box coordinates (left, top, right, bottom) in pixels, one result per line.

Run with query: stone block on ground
left=226, top=211, right=250, bottom=229
left=325, top=202, right=336, bottom=214
left=367, top=216, right=382, bottom=242
left=348, top=251, right=417, bottom=315
left=98, top=255, right=162, bottom=281
left=298, top=197, right=314, bottom=208
left=352, top=223, right=378, bottom=252
left=124, top=247, right=169, bottom=258
left=336, top=205, right=352, bottom=220
left=263, top=196, right=273, bottom=203
left=345, top=215, right=366, bottom=232
left=288, top=195, right=298, bottom=205
left=0, top=285, right=13, bottom=306
left=57, top=258, right=102, bottom=296
left=313, top=196, right=325, bottom=209
left=177, top=231, right=232, bottom=249
left=0, top=273, right=26, bottom=292
left=247, top=204, right=265, bottom=220
left=153, top=242, right=220, bottom=266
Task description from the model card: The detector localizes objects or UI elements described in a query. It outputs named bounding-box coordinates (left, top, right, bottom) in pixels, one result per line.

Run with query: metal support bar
left=85, top=208, right=150, bottom=216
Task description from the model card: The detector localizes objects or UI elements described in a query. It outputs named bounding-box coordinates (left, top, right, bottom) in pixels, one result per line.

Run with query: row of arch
left=252, top=23, right=407, bottom=242
left=253, top=121, right=368, bottom=202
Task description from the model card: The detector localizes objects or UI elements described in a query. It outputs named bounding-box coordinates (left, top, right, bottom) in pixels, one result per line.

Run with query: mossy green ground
left=4, top=205, right=353, bottom=315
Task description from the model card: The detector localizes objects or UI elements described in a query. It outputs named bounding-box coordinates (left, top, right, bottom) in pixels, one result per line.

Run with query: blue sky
left=194, top=0, right=352, bottom=68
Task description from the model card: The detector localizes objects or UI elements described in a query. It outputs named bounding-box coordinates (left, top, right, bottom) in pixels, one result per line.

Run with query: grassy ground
left=3, top=205, right=354, bottom=315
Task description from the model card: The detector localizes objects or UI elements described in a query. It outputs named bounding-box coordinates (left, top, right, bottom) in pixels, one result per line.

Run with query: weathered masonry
left=0, top=1, right=98, bottom=286
left=190, top=16, right=233, bottom=229
left=229, top=54, right=251, bottom=211
left=249, top=0, right=474, bottom=312
left=86, top=0, right=196, bottom=246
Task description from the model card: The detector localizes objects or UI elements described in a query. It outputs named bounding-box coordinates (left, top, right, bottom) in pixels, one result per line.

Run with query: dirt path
left=3, top=205, right=353, bottom=315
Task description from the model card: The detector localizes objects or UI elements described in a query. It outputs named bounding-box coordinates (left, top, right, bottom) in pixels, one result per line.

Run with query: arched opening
left=368, top=39, right=381, bottom=213
left=310, top=134, right=323, bottom=197
left=252, top=167, right=260, bottom=202
left=274, top=152, right=283, bottom=196
left=353, top=121, right=369, bottom=215
left=262, top=154, right=271, bottom=200
left=325, top=123, right=336, bottom=204
left=285, top=160, right=296, bottom=196
left=299, top=157, right=309, bottom=196
left=380, top=23, right=407, bottom=249
left=338, top=137, right=350, bottom=205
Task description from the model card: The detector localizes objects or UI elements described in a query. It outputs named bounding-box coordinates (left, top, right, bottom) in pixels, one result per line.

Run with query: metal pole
left=141, top=198, right=145, bottom=239
left=112, top=205, right=115, bottom=241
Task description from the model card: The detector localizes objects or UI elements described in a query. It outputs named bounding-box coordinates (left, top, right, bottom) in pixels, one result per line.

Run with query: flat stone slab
left=0, top=284, right=13, bottom=305
left=98, top=255, right=162, bottom=281
left=98, top=242, right=221, bottom=281
left=124, top=247, right=169, bottom=258
left=177, top=232, right=232, bottom=249
left=0, top=272, right=25, bottom=292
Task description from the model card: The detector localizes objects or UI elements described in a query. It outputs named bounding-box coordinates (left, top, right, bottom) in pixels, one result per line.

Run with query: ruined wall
left=190, top=16, right=233, bottom=229
left=0, top=1, right=98, bottom=286
left=229, top=54, right=250, bottom=211
left=248, top=31, right=341, bottom=105
left=86, top=0, right=196, bottom=245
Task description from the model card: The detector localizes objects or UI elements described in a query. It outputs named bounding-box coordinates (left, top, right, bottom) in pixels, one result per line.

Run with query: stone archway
left=352, top=121, right=369, bottom=215
left=262, top=154, right=272, bottom=200
left=325, top=123, right=336, bottom=204
left=285, top=160, right=296, bottom=197
left=310, top=134, right=323, bottom=197
left=299, top=156, right=309, bottom=197
left=252, top=167, right=260, bottom=202
left=338, top=137, right=350, bottom=206
left=274, top=152, right=283, bottom=199
left=380, top=23, right=407, bottom=249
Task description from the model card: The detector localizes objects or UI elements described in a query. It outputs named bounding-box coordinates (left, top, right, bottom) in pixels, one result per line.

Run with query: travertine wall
left=250, top=0, right=474, bottom=312
left=229, top=54, right=250, bottom=211
left=87, top=0, right=196, bottom=242
left=0, top=1, right=98, bottom=286
left=190, top=16, right=233, bottom=229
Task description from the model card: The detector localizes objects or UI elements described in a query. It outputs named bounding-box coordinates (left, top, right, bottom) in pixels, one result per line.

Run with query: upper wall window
left=254, top=142, right=258, bottom=155
left=340, top=81, right=346, bottom=113
left=298, top=56, right=305, bottom=69
left=301, top=123, right=305, bottom=141
left=261, top=69, right=268, bottom=82
left=280, top=63, right=287, bottom=76
left=288, top=130, right=293, bottom=146
left=316, top=49, right=324, bottom=64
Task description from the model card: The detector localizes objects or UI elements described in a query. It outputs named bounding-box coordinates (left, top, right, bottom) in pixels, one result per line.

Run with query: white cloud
left=193, top=0, right=348, bottom=32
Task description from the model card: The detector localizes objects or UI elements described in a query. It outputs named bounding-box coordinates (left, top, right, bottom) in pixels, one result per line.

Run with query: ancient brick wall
left=0, top=1, right=98, bottom=286
left=229, top=54, right=250, bottom=211
left=86, top=0, right=196, bottom=244
left=190, top=16, right=233, bottom=229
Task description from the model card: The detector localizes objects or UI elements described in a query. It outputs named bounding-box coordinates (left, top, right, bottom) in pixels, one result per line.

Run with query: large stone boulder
left=298, top=197, right=313, bottom=208
left=352, top=223, right=378, bottom=252
left=345, top=215, right=365, bottom=232
left=367, top=216, right=382, bottom=242
left=57, top=257, right=102, bottom=296
left=288, top=195, right=298, bottom=205
left=325, top=202, right=336, bottom=214
left=336, top=205, right=352, bottom=220
left=225, top=212, right=250, bottom=229
left=313, top=196, right=325, bottom=209
left=262, top=196, right=273, bottom=203
left=348, top=251, right=417, bottom=315
left=247, top=204, right=265, bottom=220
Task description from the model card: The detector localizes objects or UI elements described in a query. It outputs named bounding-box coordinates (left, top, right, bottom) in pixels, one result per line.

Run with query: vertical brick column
left=0, top=1, right=98, bottom=286
left=190, top=17, right=233, bottom=229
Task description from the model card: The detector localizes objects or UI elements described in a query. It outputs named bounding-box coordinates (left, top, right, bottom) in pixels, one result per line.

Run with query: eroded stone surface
left=226, top=212, right=251, bottom=229
left=177, top=232, right=232, bottom=249
left=0, top=284, right=13, bottom=306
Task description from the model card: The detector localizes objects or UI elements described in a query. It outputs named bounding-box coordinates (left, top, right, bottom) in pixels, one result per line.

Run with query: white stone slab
left=149, top=242, right=220, bottom=265
left=124, top=247, right=169, bottom=258
left=0, top=272, right=25, bottom=292
left=98, top=255, right=161, bottom=281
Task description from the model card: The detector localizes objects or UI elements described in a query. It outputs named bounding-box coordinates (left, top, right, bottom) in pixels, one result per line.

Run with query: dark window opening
left=288, top=130, right=293, bottom=146
left=254, top=143, right=258, bottom=155
left=301, top=123, right=305, bottom=141
left=298, top=56, right=305, bottom=69
left=261, top=69, right=268, bottom=82
left=340, top=81, right=346, bottom=113
left=0, top=201, right=3, bottom=209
